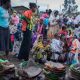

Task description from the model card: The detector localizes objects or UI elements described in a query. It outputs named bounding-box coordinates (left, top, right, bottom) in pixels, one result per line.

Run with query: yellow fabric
left=37, top=42, right=44, bottom=49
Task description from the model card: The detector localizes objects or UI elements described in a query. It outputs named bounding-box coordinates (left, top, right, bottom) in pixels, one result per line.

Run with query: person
left=9, top=21, right=17, bottom=52
left=50, top=34, right=63, bottom=61
left=66, top=30, right=73, bottom=48
left=43, top=15, right=49, bottom=39
left=0, top=0, right=11, bottom=56
left=11, top=11, right=19, bottom=26
left=74, top=23, right=80, bottom=39
left=18, top=3, right=37, bottom=61
left=37, top=18, right=43, bottom=35
left=63, top=15, right=68, bottom=25
left=49, top=11, right=60, bottom=38
left=58, top=26, right=68, bottom=36
left=48, top=21, right=59, bottom=39
left=75, top=14, right=80, bottom=23
left=69, top=35, right=80, bottom=64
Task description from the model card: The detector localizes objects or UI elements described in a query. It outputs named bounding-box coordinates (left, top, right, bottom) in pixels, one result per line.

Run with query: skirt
left=18, top=29, right=32, bottom=60
left=0, top=27, right=10, bottom=51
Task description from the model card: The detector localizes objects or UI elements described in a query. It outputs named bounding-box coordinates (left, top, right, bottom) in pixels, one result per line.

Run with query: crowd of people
left=0, top=0, right=80, bottom=66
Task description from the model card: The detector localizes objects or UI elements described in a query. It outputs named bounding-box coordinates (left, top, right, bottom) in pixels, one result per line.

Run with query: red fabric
left=58, top=30, right=68, bottom=36
left=22, top=20, right=28, bottom=31
left=11, top=34, right=14, bottom=42
left=23, top=10, right=32, bottom=19
left=22, top=10, right=32, bottom=31
left=66, top=38, right=72, bottom=47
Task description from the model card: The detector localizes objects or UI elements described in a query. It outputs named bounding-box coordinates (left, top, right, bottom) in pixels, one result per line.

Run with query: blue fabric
left=0, top=7, right=9, bottom=28
left=43, top=18, right=49, bottom=26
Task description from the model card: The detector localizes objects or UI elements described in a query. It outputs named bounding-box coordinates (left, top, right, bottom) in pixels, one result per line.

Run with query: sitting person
left=58, top=26, right=68, bottom=37
left=50, top=34, right=63, bottom=61
left=32, top=37, right=50, bottom=63
left=69, top=35, right=80, bottom=64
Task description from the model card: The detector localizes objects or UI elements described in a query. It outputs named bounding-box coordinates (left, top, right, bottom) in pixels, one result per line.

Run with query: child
left=9, top=22, right=17, bottom=51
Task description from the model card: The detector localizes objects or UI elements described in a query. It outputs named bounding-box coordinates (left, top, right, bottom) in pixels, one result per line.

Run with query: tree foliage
left=64, top=0, right=78, bottom=14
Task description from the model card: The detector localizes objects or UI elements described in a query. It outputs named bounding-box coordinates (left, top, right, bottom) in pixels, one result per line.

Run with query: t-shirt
left=0, top=7, right=9, bottom=28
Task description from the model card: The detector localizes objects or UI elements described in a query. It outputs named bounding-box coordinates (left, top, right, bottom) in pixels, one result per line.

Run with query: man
left=18, top=3, right=37, bottom=61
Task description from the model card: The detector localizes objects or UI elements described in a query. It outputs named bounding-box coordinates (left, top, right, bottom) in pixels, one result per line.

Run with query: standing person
left=0, top=0, right=11, bottom=56
left=9, top=21, right=17, bottom=52
left=11, top=11, right=19, bottom=26
left=37, top=18, right=43, bottom=35
left=58, top=26, right=68, bottom=36
left=18, top=3, right=37, bottom=61
left=43, top=15, right=49, bottom=39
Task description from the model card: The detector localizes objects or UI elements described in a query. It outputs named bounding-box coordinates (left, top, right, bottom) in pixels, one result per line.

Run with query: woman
left=0, top=0, right=11, bottom=56
left=18, top=3, right=37, bottom=61
left=58, top=26, right=68, bottom=36
left=69, top=36, right=80, bottom=64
